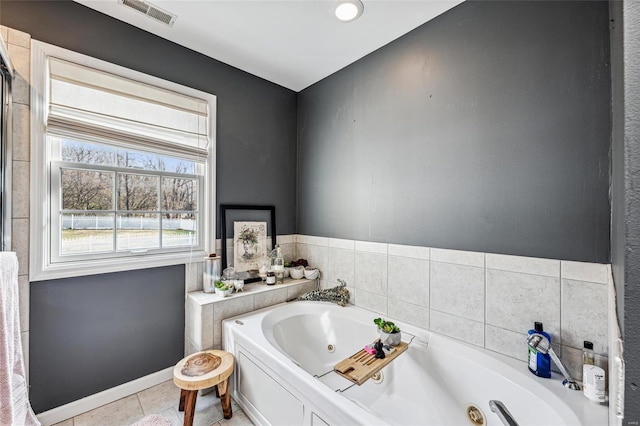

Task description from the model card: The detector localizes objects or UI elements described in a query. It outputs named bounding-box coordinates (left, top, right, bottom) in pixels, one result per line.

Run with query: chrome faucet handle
left=526, top=333, right=581, bottom=390
left=526, top=333, right=550, bottom=352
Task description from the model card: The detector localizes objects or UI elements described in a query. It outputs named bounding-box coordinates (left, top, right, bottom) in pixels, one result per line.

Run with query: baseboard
left=36, top=367, right=174, bottom=426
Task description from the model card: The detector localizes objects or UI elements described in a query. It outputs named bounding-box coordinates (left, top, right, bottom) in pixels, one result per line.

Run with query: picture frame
left=220, top=204, right=276, bottom=281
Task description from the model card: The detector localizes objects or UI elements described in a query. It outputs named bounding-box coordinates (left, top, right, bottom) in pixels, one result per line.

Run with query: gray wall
left=0, top=0, right=297, bottom=412
left=611, top=0, right=640, bottom=420
left=0, top=0, right=298, bottom=236
left=297, top=0, right=611, bottom=263
left=29, top=266, right=185, bottom=413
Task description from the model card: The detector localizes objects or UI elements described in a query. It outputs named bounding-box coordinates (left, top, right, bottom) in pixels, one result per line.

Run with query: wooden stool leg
left=218, top=379, right=233, bottom=419
left=179, top=389, right=187, bottom=411
left=183, top=390, right=198, bottom=426
left=214, top=384, right=220, bottom=398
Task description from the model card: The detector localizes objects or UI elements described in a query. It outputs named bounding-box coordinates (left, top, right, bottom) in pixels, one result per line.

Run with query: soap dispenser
left=527, top=322, right=551, bottom=378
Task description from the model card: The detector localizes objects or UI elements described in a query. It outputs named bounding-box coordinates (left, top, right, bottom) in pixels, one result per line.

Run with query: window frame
left=30, top=41, right=216, bottom=281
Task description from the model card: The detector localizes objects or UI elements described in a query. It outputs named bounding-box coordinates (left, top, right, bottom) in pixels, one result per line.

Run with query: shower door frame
left=0, top=34, right=14, bottom=252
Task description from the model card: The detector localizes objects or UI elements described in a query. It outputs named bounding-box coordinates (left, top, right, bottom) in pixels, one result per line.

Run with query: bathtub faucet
left=526, top=333, right=581, bottom=390
left=489, top=400, right=519, bottom=426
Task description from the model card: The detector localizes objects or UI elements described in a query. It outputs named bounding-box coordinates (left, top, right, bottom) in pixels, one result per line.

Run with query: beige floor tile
left=137, top=380, right=181, bottom=415
left=63, top=380, right=250, bottom=426
left=74, top=395, right=144, bottom=426
left=218, top=409, right=254, bottom=426
left=173, top=392, right=224, bottom=426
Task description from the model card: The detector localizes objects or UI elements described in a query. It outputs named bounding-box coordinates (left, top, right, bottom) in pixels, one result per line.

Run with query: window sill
left=30, top=249, right=207, bottom=282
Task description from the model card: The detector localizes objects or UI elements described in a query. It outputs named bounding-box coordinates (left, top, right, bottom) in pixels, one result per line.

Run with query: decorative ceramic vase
left=216, top=287, right=234, bottom=297
left=304, top=268, right=319, bottom=280
left=290, top=266, right=305, bottom=279
left=233, top=280, right=244, bottom=292
left=378, top=329, right=401, bottom=346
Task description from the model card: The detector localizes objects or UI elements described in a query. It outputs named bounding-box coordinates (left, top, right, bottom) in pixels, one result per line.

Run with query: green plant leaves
left=373, top=317, right=400, bottom=333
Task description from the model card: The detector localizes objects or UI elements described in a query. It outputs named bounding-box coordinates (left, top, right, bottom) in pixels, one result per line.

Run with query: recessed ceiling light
left=332, top=0, right=364, bottom=22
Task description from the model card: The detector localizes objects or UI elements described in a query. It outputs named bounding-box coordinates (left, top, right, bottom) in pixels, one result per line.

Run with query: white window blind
left=47, top=57, right=210, bottom=159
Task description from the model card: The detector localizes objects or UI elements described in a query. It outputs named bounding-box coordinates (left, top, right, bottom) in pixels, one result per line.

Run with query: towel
left=0, top=252, right=40, bottom=426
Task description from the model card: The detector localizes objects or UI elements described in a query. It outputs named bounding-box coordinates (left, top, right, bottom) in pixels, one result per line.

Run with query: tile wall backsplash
left=295, top=234, right=611, bottom=381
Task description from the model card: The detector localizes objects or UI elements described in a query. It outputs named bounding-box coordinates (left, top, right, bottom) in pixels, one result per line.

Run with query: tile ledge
left=188, top=278, right=316, bottom=306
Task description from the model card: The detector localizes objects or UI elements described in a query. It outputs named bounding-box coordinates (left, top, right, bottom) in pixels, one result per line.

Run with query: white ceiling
left=74, top=0, right=464, bottom=92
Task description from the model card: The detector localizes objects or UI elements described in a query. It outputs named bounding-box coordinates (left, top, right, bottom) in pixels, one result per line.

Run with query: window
left=31, top=41, right=216, bottom=281
left=52, top=137, right=201, bottom=257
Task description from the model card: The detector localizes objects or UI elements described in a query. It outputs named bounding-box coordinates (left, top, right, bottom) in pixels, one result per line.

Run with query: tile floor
left=51, top=380, right=254, bottom=426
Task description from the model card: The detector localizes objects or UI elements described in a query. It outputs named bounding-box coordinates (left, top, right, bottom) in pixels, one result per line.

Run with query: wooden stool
left=173, top=350, right=235, bottom=426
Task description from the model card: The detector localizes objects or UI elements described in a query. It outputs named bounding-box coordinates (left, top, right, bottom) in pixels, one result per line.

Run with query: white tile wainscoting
left=185, top=277, right=317, bottom=354
left=294, top=234, right=611, bottom=382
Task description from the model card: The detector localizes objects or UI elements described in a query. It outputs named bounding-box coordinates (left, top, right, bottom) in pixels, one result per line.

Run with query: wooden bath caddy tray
left=334, top=341, right=408, bottom=385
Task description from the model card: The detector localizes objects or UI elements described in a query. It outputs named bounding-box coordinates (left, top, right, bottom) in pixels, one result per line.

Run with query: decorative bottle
left=273, top=245, right=285, bottom=284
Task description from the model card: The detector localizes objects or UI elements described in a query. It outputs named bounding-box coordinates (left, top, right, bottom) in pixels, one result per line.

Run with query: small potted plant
left=214, top=281, right=234, bottom=297
left=289, top=259, right=309, bottom=279
left=303, top=267, right=319, bottom=280
left=374, top=318, right=401, bottom=346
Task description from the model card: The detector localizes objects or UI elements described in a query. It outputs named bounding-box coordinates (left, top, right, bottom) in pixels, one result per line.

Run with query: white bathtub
left=223, top=301, right=608, bottom=426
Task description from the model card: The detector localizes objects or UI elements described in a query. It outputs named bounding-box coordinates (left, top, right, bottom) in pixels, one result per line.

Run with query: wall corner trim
left=609, top=265, right=625, bottom=426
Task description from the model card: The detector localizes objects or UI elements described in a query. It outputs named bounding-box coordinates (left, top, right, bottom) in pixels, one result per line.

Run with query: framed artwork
left=220, top=204, right=276, bottom=277
left=233, top=221, right=267, bottom=272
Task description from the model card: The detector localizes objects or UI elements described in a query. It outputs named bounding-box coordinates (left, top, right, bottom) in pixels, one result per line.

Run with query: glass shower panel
left=0, top=33, right=13, bottom=251
left=0, top=74, right=4, bottom=249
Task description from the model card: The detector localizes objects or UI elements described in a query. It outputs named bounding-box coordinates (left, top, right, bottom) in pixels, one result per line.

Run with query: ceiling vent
left=118, top=0, right=177, bottom=27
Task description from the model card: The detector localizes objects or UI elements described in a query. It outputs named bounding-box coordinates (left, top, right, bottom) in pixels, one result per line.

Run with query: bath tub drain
left=465, top=404, right=485, bottom=426
left=327, top=344, right=335, bottom=352
left=371, top=371, right=383, bottom=384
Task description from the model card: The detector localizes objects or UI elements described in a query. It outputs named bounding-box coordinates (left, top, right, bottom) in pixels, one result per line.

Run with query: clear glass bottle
left=273, top=244, right=285, bottom=284
left=203, top=254, right=221, bottom=293
left=583, top=340, right=595, bottom=365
